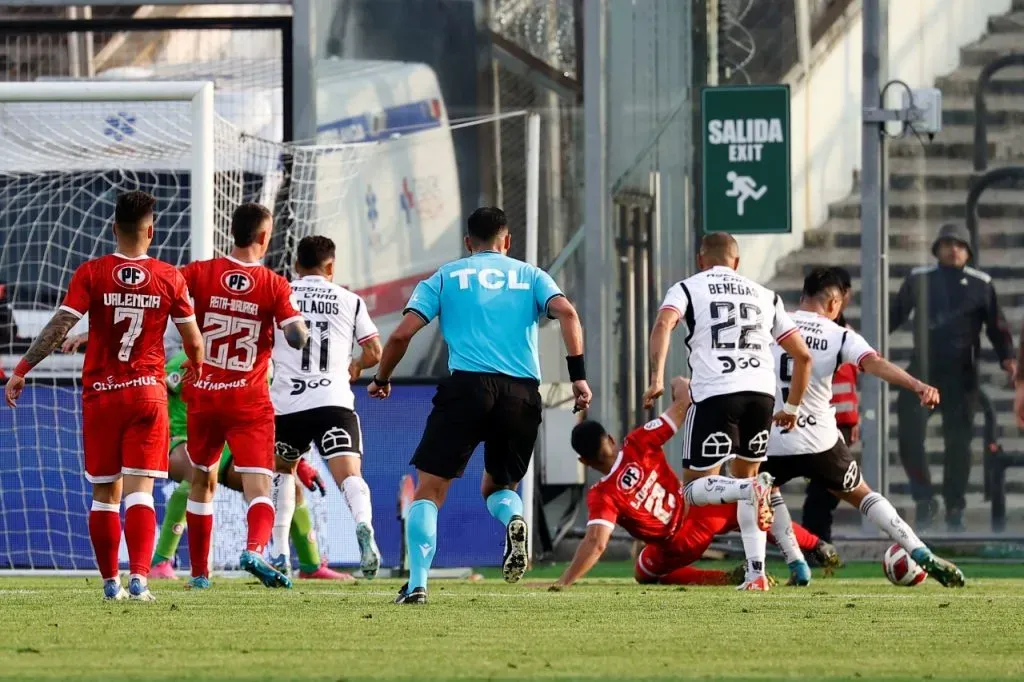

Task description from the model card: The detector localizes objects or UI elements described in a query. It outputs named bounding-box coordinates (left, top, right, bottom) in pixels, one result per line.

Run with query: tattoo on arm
left=23, top=310, right=81, bottom=368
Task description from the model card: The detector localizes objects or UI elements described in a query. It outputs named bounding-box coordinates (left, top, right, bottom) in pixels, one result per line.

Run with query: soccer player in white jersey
left=269, top=236, right=383, bottom=579
left=645, top=232, right=814, bottom=591
left=764, top=267, right=964, bottom=587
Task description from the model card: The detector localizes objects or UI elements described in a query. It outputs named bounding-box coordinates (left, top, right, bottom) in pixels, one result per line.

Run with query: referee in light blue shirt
left=369, top=206, right=591, bottom=604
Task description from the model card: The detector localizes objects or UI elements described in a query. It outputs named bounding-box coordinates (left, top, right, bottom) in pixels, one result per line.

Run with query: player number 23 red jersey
left=585, top=414, right=684, bottom=544
left=180, top=256, right=301, bottom=406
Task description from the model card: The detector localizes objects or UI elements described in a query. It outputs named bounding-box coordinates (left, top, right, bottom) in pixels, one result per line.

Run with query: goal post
left=0, top=80, right=216, bottom=261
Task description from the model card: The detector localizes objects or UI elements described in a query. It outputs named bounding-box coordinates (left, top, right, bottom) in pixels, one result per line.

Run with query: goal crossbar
left=0, top=80, right=216, bottom=260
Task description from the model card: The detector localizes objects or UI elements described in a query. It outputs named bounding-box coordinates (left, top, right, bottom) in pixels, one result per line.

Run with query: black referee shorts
left=411, top=371, right=543, bottom=485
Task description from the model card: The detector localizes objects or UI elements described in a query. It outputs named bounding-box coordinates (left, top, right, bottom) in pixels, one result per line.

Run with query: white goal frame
left=0, top=80, right=216, bottom=261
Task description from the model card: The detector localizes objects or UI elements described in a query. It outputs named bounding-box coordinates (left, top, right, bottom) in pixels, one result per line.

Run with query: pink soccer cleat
left=299, top=563, right=356, bottom=582
left=150, top=560, right=178, bottom=580
left=736, top=575, right=771, bottom=591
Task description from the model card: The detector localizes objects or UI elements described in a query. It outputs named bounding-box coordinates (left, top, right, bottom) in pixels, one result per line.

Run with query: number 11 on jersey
left=300, top=320, right=330, bottom=372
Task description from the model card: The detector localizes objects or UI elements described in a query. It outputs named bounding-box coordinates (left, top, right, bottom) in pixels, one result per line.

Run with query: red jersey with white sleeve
left=586, top=414, right=684, bottom=544
left=180, top=255, right=301, bottom=410
left=61, top=253, right=194, bottom=402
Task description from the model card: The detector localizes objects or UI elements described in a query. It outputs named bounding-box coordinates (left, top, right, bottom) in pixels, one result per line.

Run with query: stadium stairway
left=767, top=1, right=1024, bottom=533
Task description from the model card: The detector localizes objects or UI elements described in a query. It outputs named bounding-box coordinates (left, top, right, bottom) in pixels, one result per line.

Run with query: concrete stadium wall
left=736, top=0, right=1012, bottom=283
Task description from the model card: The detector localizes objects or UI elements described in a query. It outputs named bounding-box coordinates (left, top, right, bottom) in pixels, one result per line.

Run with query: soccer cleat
left=128, top=577, right=156, bottom=602
left=270, top=554, right=291, bottom=576
left=150, top=560, right=178, bottom=580
left=185, top=576, right=211, bottom=590
left=811, top=540, right=842, bottom=577
left=356, top=522, right=381, bottom=580
left=750, top=472, right=775, bottom=531
left=103, top=579, right=128, bottom=601
left=240, top=550, right=292, bottom=589
left=727, top=563, right=778, bottom=587
left=736, top=575, right=771, bottom=591
left=502, top=515, right=529, bottom=584
left=394, top=582, right=427, bottom=605
left=299, top=563, right=355, bottom=582
left=786, top=560, right=812, bottom=586
left=911, top=548, right=966, bottom=588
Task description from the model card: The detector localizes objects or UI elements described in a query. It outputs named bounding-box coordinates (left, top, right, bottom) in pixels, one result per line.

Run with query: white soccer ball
left=882, top=543, right=927, bottom=586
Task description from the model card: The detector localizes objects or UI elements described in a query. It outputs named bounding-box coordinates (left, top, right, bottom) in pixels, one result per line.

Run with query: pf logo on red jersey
left=112, top=263, right=150, bottom=290
left=221, top=270, right=253, bottom=294
left=618, top=463, right=643, bottom=492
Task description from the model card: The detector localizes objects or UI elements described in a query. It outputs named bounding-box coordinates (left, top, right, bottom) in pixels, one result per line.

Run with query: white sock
left=342, top=476, right=373, bottom=526
left=859, top=492, right=926, bottom=553
left=271, top=473, right=296, bottom=560
left=684, top=476, right=753, bottom=506
left=737, top=499, right=767, bottom=580
left=769, top=492, right=805, bottom=564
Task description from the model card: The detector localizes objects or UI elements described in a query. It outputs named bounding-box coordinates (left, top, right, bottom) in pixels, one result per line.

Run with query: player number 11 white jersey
left=660, top=266, right=798, bottom=402
left=271, top=275, right=379, bottom=414
left=766, top=310, right=877, bottom=456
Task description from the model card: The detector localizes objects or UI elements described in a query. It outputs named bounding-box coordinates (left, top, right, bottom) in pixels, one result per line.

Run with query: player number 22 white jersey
left=660, top=266, right=798, bottom=402
left=766, top=310, right=877, bottom=456
left=271, top=275, right=379, bottom=414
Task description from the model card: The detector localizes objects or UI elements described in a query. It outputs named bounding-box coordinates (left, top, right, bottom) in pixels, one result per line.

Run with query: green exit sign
left=701, top=84, right=791, bottom=234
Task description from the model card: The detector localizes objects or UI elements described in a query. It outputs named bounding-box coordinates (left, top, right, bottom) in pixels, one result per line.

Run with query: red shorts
left=636, top=503, right=738, bottom=578
left=186, top=404, right=275, bottom=476
left=82, top=398, right=169, bottom=484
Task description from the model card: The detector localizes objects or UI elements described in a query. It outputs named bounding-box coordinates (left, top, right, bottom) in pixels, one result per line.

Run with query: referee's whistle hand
left=572, top=380, right=593, bottom=412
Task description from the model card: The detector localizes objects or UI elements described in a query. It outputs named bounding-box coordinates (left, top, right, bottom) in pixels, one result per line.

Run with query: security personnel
left=369, top=206, right=592, bottom=604
left=891, top=222, right=1015, bottom=531
left=802, top=267, right=858, bottom=542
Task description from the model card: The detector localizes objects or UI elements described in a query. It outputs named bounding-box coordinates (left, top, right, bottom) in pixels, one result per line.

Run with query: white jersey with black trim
left=767, top=310, right=877, bottom=456
left=659, top=265, right=798, bottom=402
left=271, top=275, right=379, bottom=414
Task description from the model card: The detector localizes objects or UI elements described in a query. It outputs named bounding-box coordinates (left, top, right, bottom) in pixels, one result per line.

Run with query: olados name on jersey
left=767, top=310, right=877, bottom=456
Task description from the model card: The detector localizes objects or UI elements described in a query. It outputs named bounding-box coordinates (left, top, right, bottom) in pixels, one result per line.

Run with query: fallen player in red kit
left=552, top=377, right=839, bottom=589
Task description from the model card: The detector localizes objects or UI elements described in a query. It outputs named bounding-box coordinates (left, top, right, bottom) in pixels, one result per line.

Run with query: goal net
left=0, top=82, right=371, bottom=571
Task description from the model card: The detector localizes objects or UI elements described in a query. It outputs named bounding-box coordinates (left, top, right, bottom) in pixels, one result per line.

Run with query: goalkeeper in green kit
left=151, top=350, right=353, bottom=580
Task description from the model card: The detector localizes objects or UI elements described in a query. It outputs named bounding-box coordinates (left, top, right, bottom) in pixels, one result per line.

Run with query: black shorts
left=761, top=439, right=863, bottom=492
left=681, top=392, right=774, bottom=471
left=411, top=371, right=543, bottom=485
left=274, top=406, right=363, bottom=461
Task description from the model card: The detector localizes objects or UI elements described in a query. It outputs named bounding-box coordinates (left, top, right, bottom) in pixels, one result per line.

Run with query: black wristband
left=372, top=375, right=390, bottom=387
left=566, top=354, right=586, bottom=382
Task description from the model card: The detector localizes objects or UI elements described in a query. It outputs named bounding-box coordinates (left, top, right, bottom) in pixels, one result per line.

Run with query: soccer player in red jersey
left=4, top=191, right=204, bottom=602
left=551, top=377, right=837, bottom=589
left=179, top=203, right=308, bottom=589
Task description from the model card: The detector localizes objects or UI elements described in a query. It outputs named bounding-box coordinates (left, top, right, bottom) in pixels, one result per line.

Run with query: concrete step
left=769, top=274, right=1024, bottom=310
left=937, top=67, right=1024, bottom=97
left=887, top=124, right=1024, bottom=160
left=828, top=190, right=1024, bottom=220
left=777, top=241, right=1024, bottom=271
left=943, top=94, right=1024, bottom=127
left=805, top=218, right=1024, bottom=250
left=960, top=33, right=1024, bottom=68
left=987, top=11, right=1024, bottom=34
left=887, top=159, right=1024, bottom=191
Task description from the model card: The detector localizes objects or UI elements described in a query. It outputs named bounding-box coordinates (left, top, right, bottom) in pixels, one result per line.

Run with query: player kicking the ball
left=644, top=232, right=814, bottom=591
left=554, top=377, right=837, bottom=589
left=5, top=191, right=204, bottom=602
left=764, top=268, right=964, bottom=588
left=179, top=203, right=309, bottom=590
left=269, top=236, right=383, bottom=579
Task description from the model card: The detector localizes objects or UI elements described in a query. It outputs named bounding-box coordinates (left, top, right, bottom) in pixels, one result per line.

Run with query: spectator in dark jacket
left=891, top=222, right=1015, bottom=531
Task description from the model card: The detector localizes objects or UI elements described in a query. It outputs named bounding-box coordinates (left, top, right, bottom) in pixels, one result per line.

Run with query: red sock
left=659, top=565, right=731, bottom=586
left=791, top=521, right=821, bottom=552
left=124, top=492, right=156, bottom=578
left=186, top=500, right=214, bottom=578
left=246, top=497, right=274, bottom=553
left=89, top=501, right=121, bottom=580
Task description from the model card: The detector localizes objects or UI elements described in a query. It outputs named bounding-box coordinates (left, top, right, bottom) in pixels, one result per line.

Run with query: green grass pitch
left=0, top=562, right=1022, bottom=682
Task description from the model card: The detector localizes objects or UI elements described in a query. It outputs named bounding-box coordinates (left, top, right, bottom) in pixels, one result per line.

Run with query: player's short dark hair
left=231, top=203, right=273, bottom=247
left=830, top=266, right=852, bottom=292
left=699, top=232, right=739, bottom=261
left=296, top=235, right=336, bottom=269
left=571, top=420, right=607, bottom=462
left=114, top=191, right=156, bottom=232
left=802, top=266, right=846, bottom=301
left=466, top=206, right=508, bottom=243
